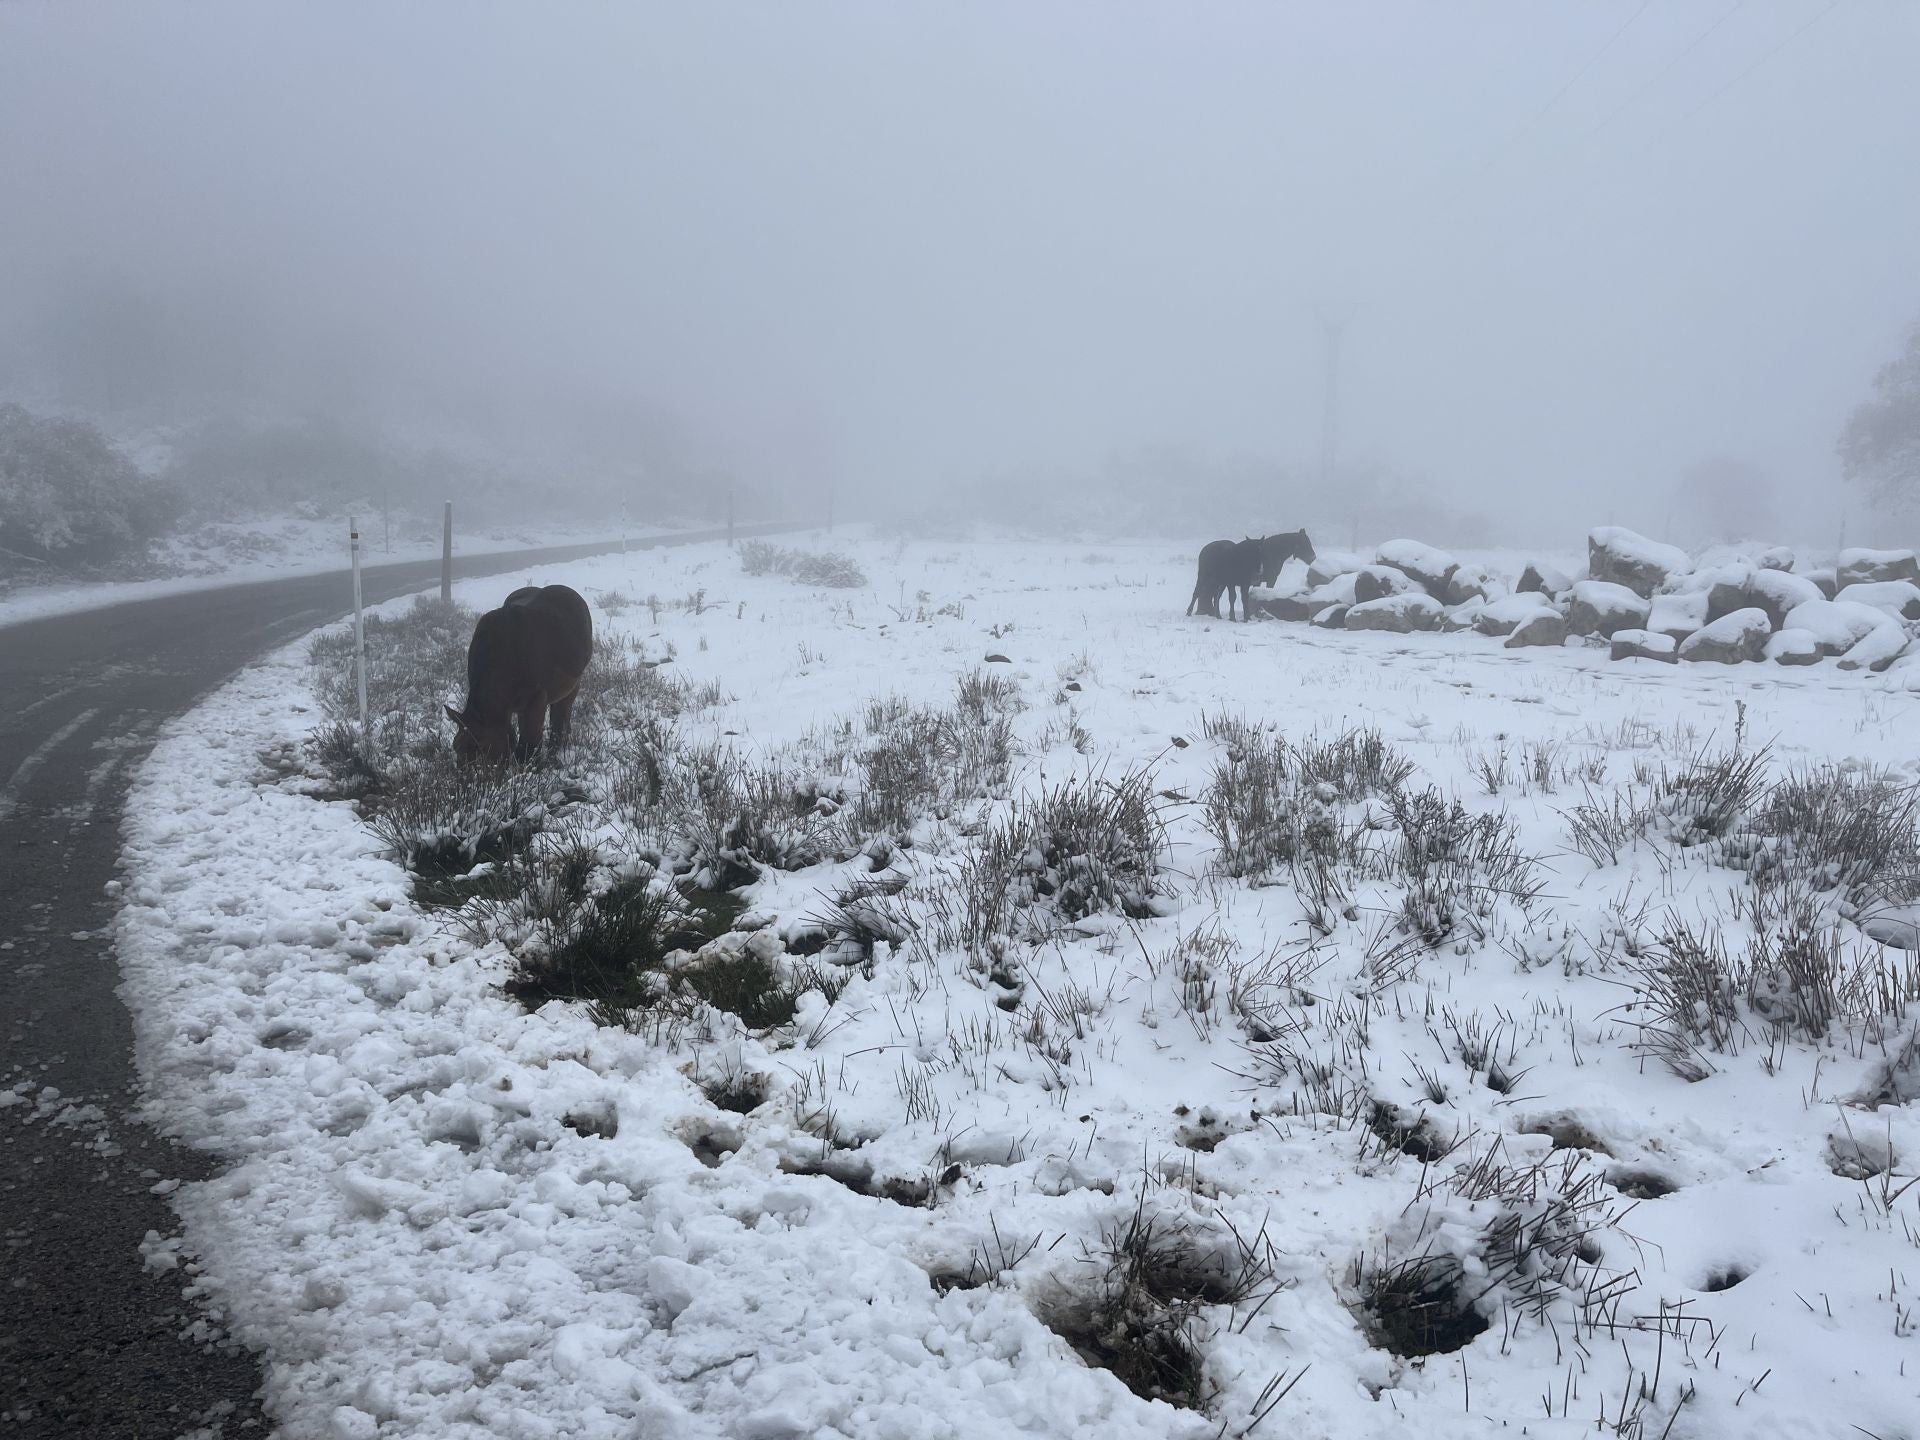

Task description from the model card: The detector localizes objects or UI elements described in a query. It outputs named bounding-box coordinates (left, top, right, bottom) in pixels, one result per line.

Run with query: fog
left=2, top=1, right=1916, bottom=545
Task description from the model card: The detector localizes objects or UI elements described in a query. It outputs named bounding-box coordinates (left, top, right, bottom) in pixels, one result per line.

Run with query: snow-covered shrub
left=850, top=697, right=954, bottom=833
left=1615, top=919, right=1744, bottom=1080
left=309, top=594, right=475, bottom=768
left=1200, top=718, right=1350, bottom=880
left=1384, top=787, right=1542, bottom=948
left=738, top=539, right=867, bottom=588
left=949, top=768, right=1168, bottom=953
left=845, top=688, right=1014, bottom=835
left=659, top=745, right=845, bottom=888
left=793, top=861, right=916, bottom=969
left=1747, top=764, right=1920, bottom=907
left=467, top=840, right=703, bottom=1012
left=358, top=749, right=555, bottom=891
left=954, top=666, right=1022, bottom=723
left=0, top=402, right=181, bottom=570
left=1291, top=726, right=1415, bottom=800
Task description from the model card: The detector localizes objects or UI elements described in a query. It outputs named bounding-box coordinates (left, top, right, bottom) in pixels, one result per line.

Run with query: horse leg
left=514, top=694, right=549, bottom=761
left=548, top=692, right=577, bottom=749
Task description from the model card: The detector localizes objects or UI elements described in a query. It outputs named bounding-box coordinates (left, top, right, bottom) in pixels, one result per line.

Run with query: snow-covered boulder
left=1310, top=603, right=1348, bottom=629
left=1836, top=621, right=1910, bottom=673
left=1567, top=580, right=1652, bottom=638
left=1649, top=591, right=1709, bottom=642
left=1352, top=566, right=1421, bottom=604
left=1588, top=527, right=1690, bottom=598
left=1835, top=580, right=1920, bottom=621
left=1756, top=546, right=1795, bottom=571
left=1764, top=629, right=1821, bottom=666
left=1438, top=596, right=1486, bottom=632
left=1782, top=598, right=1891, bottom=657
left=1679, top=608, right=1769, bottom=664
left=1838, top=547, right=1920, bottom=587
left=1443, top=562, right=1506, bottom=607
left=1473, top=593, right=1559, bottom=638
left=1306, top=575, right=1358, bottom=609
left=1517, top=560, right=1573, bottom=598
left=1802, top=567, right=1838, bottom=599
left=1307, top=551, right=1369, bottom=587
left=1374, top=539, right=1458, bottom=599
left=1609, top=629, right=1676, bottom=663
left=1504, top=611, right=1568, bottom=648
left=1344, top=593, right=1442, bottom=633
left=1705, top=566, right=1822, bottom=630
left=1254, top=592, right=1320, bottom=622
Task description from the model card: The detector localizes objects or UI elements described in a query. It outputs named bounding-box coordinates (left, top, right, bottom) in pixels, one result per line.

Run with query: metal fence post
left=441, top=501, right=453, bottom=603
left=350, top=516, right=369, bottom=748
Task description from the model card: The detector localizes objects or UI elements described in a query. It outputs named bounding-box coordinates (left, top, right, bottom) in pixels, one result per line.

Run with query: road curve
left=0, top=523, right=795, bottom=1438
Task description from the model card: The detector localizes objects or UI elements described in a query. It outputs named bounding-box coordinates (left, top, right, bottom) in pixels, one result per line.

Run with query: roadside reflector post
left=441, top=501, right=453, bottom=603
left=350, top=516, right=370, bottom=750
left=728, top=488, right=735, bottom=547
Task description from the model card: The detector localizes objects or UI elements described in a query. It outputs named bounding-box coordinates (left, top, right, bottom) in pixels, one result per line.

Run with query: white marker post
left=350, top=516, right=370, bottom=749
left=621, top=497, right=628, bottom=556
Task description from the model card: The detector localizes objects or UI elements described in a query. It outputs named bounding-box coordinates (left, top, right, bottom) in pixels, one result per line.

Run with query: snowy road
left=0, top=524, right=795, bottom=1439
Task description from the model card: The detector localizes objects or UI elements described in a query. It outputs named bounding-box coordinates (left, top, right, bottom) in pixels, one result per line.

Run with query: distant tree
left=0, top=403, right=179, bottom=570
left=1838, top=320, right=1920, bottom=519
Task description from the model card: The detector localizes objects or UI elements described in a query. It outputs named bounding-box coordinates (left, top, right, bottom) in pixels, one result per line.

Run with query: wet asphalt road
left=0, top=525, right=788, bottom=1438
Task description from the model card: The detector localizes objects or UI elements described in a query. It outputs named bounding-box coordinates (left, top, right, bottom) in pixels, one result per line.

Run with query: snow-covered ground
left=0, top=512, right=646, bottom=630
left=115, top=533, right=1920, bottom=1439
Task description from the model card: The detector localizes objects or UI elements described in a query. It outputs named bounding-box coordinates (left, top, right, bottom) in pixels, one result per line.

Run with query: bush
left=1201, top=719, right=1353, bottom=879
left=738, top=539, right=867, bottom=588
left=309, top=595, right=474, bottom=767
left=1749, top=765, right=1920, bottom=906
left=0, top=403, right=180, bottom=570
left=953, top=768, right=1168, bottom=952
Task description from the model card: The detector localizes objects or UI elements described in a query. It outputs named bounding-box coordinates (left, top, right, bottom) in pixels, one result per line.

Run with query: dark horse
left=445, top=584, right=593, bottom=765
left=1186, top=530, right=1315, bottom=621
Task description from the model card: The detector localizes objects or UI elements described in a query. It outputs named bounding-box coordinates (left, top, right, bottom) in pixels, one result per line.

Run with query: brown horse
left=1187, top=531, right=1316, bottom=621
left=445, top=584, right=593, bottom=765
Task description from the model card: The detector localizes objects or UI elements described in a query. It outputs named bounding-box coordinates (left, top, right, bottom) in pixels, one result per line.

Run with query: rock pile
left=1247, top=528, right=1919, bottom=676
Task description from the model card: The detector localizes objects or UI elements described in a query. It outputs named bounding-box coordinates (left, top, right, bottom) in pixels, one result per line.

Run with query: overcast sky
left=2, top=1, right=1915, bottom=538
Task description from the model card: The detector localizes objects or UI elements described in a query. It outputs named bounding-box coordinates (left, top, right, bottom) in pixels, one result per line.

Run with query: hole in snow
left=1353, top=1251, right=1491, bottom=1359
left=1522, top=1117, right=1613, bottom=1156
left=1368, top=1102, right=1455, bottom=1164
left=1827, top=1132, right=1896, bottom=1181
left=1701, top=1265, right=1750, bottom=1292
left=779, top=1155, right=935, bottom=1207
left=1607, top=1167, right=1677, bottom=1200
left=562, top=1106, right=618, bottom=1140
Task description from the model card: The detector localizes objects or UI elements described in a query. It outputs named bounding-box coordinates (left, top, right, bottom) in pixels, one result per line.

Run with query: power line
left=1453, top=0, right=1653, bottom=196
left=1579, top=0, right=1749, bottom=144
left=1663, top=0, right=1845, bottom=135
left=1500, top=0, right=1654, bottom=150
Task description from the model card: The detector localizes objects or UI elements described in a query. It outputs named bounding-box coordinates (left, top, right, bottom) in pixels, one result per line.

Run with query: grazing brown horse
left=445, top=584, right=593, bottom=765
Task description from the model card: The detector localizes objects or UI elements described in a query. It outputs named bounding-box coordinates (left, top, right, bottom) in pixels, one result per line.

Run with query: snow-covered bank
left=0, top=514, right=644, bottom=630
left=118, top=535, right=1920, bottom=1438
